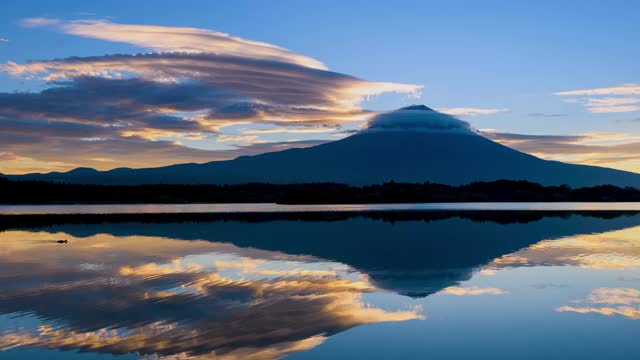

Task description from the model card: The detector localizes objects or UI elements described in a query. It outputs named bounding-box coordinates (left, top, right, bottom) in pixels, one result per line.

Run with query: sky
left=0, top=0, right=639, bottom=174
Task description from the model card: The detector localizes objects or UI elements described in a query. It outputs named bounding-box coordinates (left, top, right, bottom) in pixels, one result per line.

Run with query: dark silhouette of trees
left=1, top=177, right=640, bottom=204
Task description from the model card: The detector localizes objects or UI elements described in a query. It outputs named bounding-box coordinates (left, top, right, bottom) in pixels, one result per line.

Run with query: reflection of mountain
left=8, top=106, right=640, bottom=187
left=6, top=211, right=640, bottom=297
left=1, top=212, right=640, bottom=359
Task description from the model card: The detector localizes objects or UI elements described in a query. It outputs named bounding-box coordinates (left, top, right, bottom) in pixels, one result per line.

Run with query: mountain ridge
left=5, top=106, right=640, bottom=188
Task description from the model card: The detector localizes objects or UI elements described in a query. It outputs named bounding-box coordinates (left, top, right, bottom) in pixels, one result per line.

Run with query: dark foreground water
left=1, top=210, right=639, bottom=359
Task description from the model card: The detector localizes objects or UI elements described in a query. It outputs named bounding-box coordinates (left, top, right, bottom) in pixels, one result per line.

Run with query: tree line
left=1, top=177, right=640, bottom=204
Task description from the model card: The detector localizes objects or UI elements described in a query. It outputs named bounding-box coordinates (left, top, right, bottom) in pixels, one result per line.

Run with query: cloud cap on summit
left=365, top=105, right=477, bottom=135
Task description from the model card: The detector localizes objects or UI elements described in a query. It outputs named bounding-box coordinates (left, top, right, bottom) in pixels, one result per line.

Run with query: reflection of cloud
left=586, top=288, right=640, bottom=305
left=557, top=288, right=640, bottom=320
left=530, top=283, right=568, bottom=289
left=486, top=226, right=640, bottom=271
left=438, top=286, right=509, bottom=296
left=0, top=230, right=422, bottom=359
left=557, top=306, right=640, bottom=320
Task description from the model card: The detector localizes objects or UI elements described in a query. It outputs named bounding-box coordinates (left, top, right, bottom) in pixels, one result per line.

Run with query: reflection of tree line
left=2, top=178, right=640, bottom=204
left=3, top=211, right=639, bottom=297
left=2, top=210, right=639, bottom=232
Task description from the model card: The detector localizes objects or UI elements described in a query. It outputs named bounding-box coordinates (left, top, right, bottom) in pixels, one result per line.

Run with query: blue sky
left=0, top=0, right=639, bottom=173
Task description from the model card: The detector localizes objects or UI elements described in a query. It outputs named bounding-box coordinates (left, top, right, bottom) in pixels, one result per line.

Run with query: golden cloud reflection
left=0, top=230, right=423, bottom=359
left=438, top=286, right=509, bottom=296
left=557, top=288, right=640, bottom=320
left=483, top=226, right=640, bottom=272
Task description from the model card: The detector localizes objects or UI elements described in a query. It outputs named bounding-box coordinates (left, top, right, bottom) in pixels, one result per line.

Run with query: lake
left=1, top=209, right=639, bottom=359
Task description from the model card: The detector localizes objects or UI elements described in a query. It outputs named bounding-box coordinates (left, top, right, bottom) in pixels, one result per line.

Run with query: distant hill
left=6, top=105, right=640, bottom=188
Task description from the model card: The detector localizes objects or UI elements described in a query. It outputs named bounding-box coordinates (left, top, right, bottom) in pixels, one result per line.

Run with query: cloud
left=0, top=152, right=17, bottom=161
left=217, top=134, right=260, bottom=143
left=527, top=113, right=567, bottom=117
left=584, top=97, right=640, bottom=106
left=2, top=53, right=420, bottom=110
left=587, top=105, right=640, bottom=113
left=554, top=84, right=640, bottom=96
left=561, top=97, right=640, bottom=113
left=554, top=84, right=640, bottom=113
left=365, top=107, right=477, bottom=135
left=0, top=19, right=422, bottom=173
left=436, top=107, right=510, bottom=116
left=18, top=17, right=60, bottom=28
left=0, top=38, right=8, bottom=43
left=21, top=18, right=327, bottom=69
left=0, top=136, right=328, bottom=174
left=485, top=131, right=640, bottom=173
left=242, top=127, right=337, bottom=134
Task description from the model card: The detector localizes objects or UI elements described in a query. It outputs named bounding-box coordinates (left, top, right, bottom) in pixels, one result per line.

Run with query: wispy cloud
left=554, top=84, right=640, bottom=96
left=0, top=135, right=329, bottom=174
left=0, top=18, right=422, bottom=173
left=485, top=131, right=640, bottom=173
left=584, top=97, right=640, bottom=106
left=0, top=38, right=8, bottom=43
left=527, top=113, right=567, bottom=117
left=217, top=134, right=260, bottom=143
left=242, top=127, right=337, bottom=134
left=587, top=105, right=640, bottom=113
left=20, top=17, right=327, bottom=69
left=436, top=107, right=510, bottom=116
left=19, top=17, right=60, bottom=28
left=554, top=84, right=640, bottom=113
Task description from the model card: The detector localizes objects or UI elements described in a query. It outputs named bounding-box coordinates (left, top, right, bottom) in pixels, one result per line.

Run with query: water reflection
left=556, top=288, right=640, bottom=319
left=1, top=211, right=639, bottom=359
left=0, top=231, right=422, bottom=359
left=487, top=226, right=640, bottom=270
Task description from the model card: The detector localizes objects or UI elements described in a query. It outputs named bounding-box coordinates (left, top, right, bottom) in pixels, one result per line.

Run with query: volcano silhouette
left=9, top=105, right=640, bottom=187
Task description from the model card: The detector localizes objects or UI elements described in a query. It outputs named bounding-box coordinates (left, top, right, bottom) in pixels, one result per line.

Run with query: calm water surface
left=2, top=202, right=640, bottom=214
left=1, top=211, right=639, bottom=359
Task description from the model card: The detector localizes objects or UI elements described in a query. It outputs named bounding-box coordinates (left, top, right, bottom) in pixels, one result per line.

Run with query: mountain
left=6, top=105, right=640, bottom=187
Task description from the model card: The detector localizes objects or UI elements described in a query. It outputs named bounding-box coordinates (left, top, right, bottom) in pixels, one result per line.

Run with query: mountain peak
left=365, top=105, right=476, bottom=136
left=398, top=105, right=435, bottom=111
